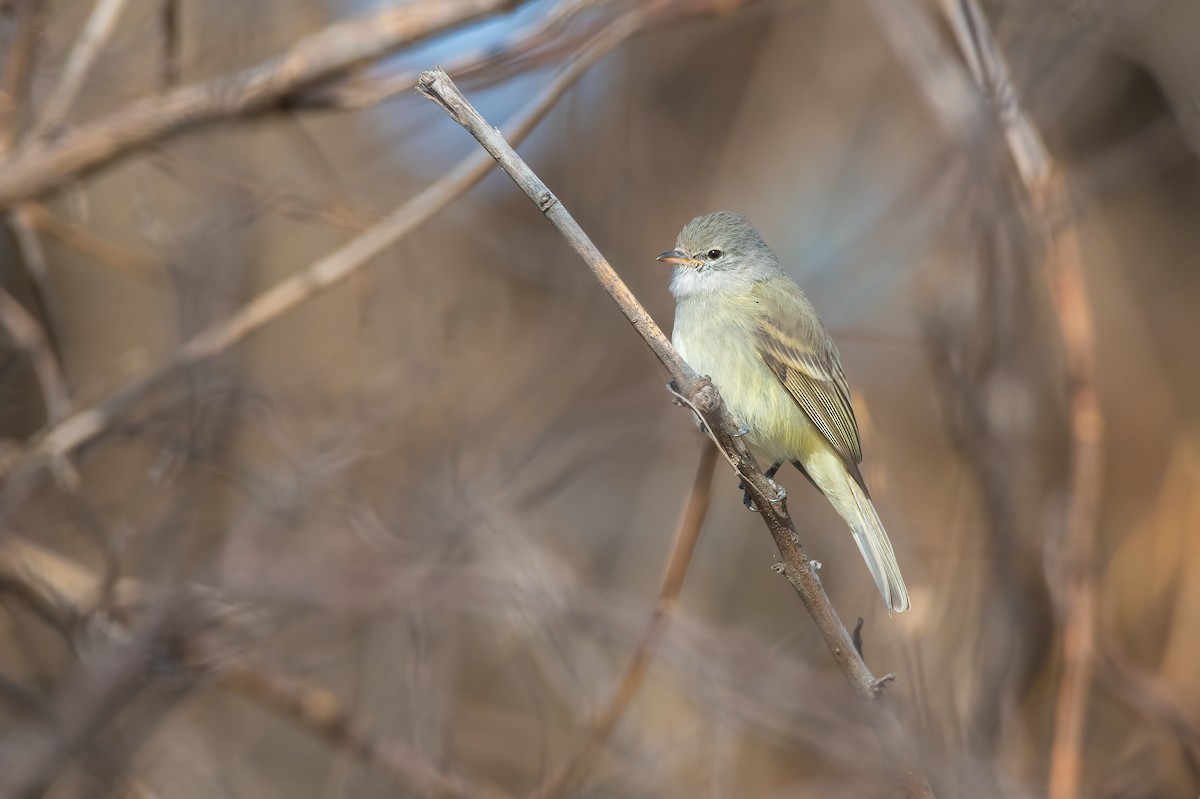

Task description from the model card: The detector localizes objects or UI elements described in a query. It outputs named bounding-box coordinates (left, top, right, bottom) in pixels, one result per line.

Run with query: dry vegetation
left=0, top=1, right=1198, bottom=797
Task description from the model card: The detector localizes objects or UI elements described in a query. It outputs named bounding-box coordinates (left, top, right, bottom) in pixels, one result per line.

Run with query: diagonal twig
left=27, top=0, right=131, bottom=140
left=0, top=11, right=644, bottom=504
left=6, top=202, right=65, bottom=351
left=218, top=666, right=513, bottom=799
left=1094, top=639, right=1200, bottom=768
left=877, top=0, right=1103, bottom=794
left=0, top=0, right=42, bottom=155
left=933, top=4, right=1102, bottom=799
left=298, top=0, right=604, bottom=111
left=20, top=202, right=163, bottom=284
left=872, top=1, right=1104, bottom=793
left=159, top=0, right=181, bottom=88
left=0, top=285, right=69, bottom=427
left=0, top=536, right=506, bottom=799
left=0, top=0, right=513, bottom=208
left=529, top=440, right=717, bottom=799
left=417, top=66, right=935, bottom=799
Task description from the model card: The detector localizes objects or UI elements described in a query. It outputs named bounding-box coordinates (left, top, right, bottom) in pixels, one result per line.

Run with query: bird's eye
left=706, top=249, right=723, bottom=260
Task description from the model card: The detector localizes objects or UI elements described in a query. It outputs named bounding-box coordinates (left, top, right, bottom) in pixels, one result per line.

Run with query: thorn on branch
left=872, top=673, right=897, bottom=695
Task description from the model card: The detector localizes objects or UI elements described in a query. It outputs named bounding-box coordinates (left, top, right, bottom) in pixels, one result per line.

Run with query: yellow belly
left=672, top=295, right=820, bottom=466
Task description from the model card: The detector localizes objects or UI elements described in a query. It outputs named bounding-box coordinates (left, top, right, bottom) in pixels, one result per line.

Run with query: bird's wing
left=753, top=281, right=865, bottom=481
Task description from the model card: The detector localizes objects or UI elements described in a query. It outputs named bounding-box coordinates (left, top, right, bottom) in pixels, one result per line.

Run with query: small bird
left=658, top=211, right=909, bottom=612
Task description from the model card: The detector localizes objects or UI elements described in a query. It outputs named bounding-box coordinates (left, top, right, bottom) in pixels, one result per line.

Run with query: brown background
left=1, top=0, right=1199, bottom=796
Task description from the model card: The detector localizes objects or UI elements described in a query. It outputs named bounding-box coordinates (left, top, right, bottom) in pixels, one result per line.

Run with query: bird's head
left=658, top=211, right=780, bottom=298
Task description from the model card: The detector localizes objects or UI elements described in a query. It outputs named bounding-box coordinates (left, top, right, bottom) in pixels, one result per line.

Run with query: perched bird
left=658, top=211, right=909, bottom=612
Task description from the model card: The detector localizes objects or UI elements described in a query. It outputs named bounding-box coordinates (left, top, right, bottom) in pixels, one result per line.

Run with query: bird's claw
left=740, top=477, right=785, bottom=511
left=733, top=425, right=750, bottom=438
left=739, top=480, right=758, bottom=512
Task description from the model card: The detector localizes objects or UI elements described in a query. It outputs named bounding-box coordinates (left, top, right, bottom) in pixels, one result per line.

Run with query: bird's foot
left=739, top=475, right=786, bottom=511
left=733, top=425, right=750, bottom=438
left=766, top=476, right=786, bottom=505
left=739, top=481, right=758, bottom=512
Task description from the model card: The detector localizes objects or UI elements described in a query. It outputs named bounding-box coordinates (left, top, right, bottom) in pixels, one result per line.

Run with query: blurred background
left=1, top=0, right=1198, bottom=796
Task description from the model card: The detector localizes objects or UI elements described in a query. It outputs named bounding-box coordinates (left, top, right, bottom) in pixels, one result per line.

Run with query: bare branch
left=0, top=0, right=41, bottom=154
left=159, top=0, right=180, bottom=88
left=0, top=538, right=506, bottom=799
left=28, top=0, right=131, bottom=140
left=148, top=154, right=382, bottom=235
left=7, top=200, right=69, bottom=359
left=0, top=285, right=69, bottom=426
left=219, top=667, right=514, bottom=799
left=1094, top=640, right=1200, bottom=767
left=299, top=0, right=603, bottom=110
left=21, top=201, right=163, bottom=284
left=0, top=536, right=116, bottom=626
left=529, top=441, right=717, bottom=798
left=0, top=0, right=513, bottom=208
left=1, top=12, right=642, bottom=503
left=417, top=66, right=935, bottom=799
left=876, top=0, right=1104, bottom=794
left=933, top=4, right=1102, bottom=799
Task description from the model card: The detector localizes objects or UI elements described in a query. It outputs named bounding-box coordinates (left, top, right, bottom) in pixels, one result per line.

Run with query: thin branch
left=159, top=0, right=181, bottom=88
left=21, top=202, right=163, bottom=285
left=148, top=154, right=382, bottom=235
left=298, top=0, right=603, bottom=110
left=0, top=0, right=513, bottom=208
left=0, top=597, right=200, bottom=799
left=0, top=0, right=41, bottom=155
left=929, top=2, right=1103, bottom=797
left=1, top=12, right=642, bottom=500
left=1040, top=192, right=1100, bottom=799
left=0, top=537, right=510, bottom=799
left=28, top=0, right=131, bottom=140
left=0, top=536, right=113, bottom=627
left=865, top=0, right=980, bottom=143
left=417, top=67, right=935, bottom=799
left=1094, top=639, right=1200, bottom=768
left=529, top=440, right=717, bottom=799
left=0, top=285, right=69, bottom=426
left=219, top=666, right=513, bottom=799
left=7, top=202, right=65, bottom=343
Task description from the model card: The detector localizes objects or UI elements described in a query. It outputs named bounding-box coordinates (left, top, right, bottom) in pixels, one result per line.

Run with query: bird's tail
left=842, top=478, right=909, bottom=612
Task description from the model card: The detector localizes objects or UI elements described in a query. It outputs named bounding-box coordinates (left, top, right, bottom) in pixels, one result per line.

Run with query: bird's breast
left=672, top=295, right=818, bottom=464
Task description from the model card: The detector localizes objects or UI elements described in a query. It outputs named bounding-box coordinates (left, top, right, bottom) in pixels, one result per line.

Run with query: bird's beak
left=656, top=249, right=703, bottom=266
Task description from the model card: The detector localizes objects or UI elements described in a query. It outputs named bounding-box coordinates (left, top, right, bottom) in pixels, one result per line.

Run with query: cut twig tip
left=416, top=67, right=444, bottom=93
left=415, top=69, right=440, bottom=101
left=416, top=68, right=464, bottom=122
